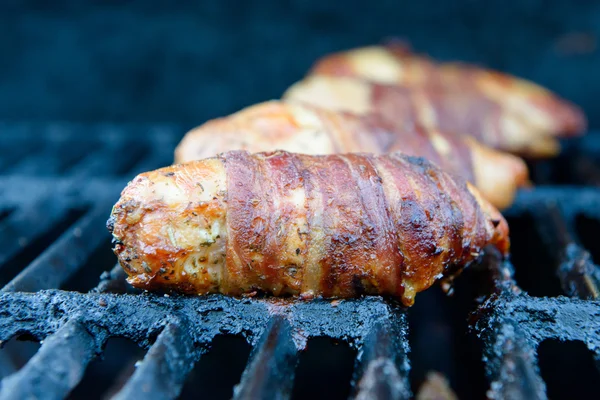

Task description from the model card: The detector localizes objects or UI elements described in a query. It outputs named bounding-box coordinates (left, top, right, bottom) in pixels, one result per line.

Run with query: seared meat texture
left=175, top=101, right=528, bottom=209
left=301, top=44, right=586, bottom=157
left=109, top=150, right=509, bottom=306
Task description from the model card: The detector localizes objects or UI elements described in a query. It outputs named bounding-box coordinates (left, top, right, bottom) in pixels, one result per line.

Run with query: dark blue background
left=1, top=0, right=599, bottom=130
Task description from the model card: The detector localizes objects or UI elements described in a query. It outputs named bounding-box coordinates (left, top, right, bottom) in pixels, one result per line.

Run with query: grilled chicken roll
left=175, top=101, right=528, bottom=209
left=303, top=44, right=586, bottom=157
left=284, top=75, right=560, bottom=157
left=109, top=150, right=509, bottom=306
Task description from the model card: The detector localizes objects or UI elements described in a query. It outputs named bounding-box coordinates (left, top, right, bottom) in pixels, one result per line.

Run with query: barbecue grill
left=0, top=124, right=598, bottom=400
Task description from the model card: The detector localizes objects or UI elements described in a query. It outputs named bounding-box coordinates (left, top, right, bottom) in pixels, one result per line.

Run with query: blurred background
left=0, top=0, right=598, bottom=131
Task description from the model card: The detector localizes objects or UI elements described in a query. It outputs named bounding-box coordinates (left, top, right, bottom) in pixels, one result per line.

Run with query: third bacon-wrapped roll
left=297, top=43, right=586, bottom=157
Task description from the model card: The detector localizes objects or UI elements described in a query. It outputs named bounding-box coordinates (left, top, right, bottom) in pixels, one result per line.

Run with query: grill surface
left=0, top=124, right=599, bottom=399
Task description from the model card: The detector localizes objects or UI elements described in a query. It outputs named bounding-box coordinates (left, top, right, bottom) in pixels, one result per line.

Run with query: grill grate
left=0, top=124, right=599, bottom=399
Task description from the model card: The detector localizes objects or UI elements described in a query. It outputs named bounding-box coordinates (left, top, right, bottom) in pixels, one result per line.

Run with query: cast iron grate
left=0, top=123, right=599, bottom=399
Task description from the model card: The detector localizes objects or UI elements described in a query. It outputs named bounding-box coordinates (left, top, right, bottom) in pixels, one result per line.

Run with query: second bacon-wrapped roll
left=109, top=151, right=509, bottom=306
left=175, top=101, right=528, bottom=209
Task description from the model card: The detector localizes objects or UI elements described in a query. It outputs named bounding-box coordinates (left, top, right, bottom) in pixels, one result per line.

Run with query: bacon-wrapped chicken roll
left=109, top=150, right=509, bottom=306
left=175, top=101, right=528, bottom=209
left=302, top=44, right=586, bottom=157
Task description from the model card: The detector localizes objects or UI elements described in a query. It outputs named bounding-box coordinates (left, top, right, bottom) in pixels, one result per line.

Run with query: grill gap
left=0, top=337, right=40, bottom=380
left=68, top=337, right=146, bottom=400
left=569, top=154, right=600, bottom=186
left=530, top=136, right=600, bottom=185
left=526, top=159, right=554, bottom=185
left=108, top=141, right=149, bottom=176
left=447, top=269, right=489, bottom=400
left=291, top=337, right=356, bottom=400
left=0, top=208, right=13, bottom=224
left=408, top=288, right=455, bottom=388
left=537, top=340, right=599, bottom=400
left=409, top=271, right=488, bottom=400
left=179, top=335, right=251, bottom=400
left=505, top=214, right=563, bottom=297
left=61, top=237, right=116, bottom=292
left=575, top=214, right=600, bottom=265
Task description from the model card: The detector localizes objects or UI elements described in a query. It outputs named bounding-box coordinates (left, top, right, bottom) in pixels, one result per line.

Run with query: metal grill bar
left=558, top=244, right=600, bottom=299
left=233, top=318, right=298, bottom=400
left=0, top=291, right=402, bottom=399
left=353, top=319, right=411, bottom=400
left=112, top=321, right=197, bottom=400
left=474, top=250, right=600, bottom=399
left=530, top=203, right=600, bottom=300
left=3, top=203, right=112, bottom=292
left=484, top=323, right=547, bottom=400
left=93, top=264, right=130, bottom=294
left=478, top=292, right=600, bottom=397
left=1, top=259, right=152, bottom=399
left=489, top=295, right=600, bottom=345
left=0, top=319, right=104, bottom=400
left=473, top=251, right=547, bottom=399
left=0, top=291, right=398, bottom=347
left=506, top=187, right=600, bottom=220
